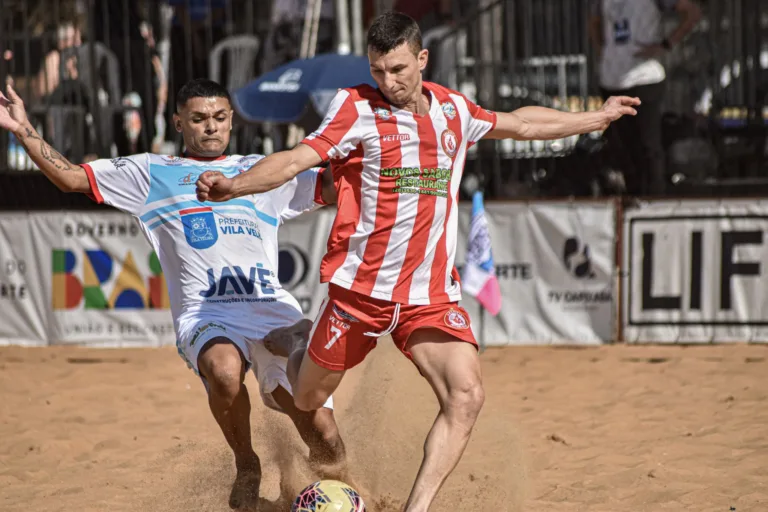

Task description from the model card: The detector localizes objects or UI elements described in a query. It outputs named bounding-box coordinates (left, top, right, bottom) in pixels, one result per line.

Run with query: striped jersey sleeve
left=301, top=89, right=363, bottom=161
left=455, top=94, right=497, bottom=143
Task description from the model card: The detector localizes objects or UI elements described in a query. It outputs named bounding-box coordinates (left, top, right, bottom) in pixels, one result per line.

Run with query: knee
left=294, top=390, right=330, bottom=412
left=445, top=378, right=485, bottom=424
left=199, top=349, right=244, bottom=404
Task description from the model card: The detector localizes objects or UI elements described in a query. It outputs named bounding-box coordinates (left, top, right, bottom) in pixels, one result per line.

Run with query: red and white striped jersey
left=301, top=82, right=497, bottom=305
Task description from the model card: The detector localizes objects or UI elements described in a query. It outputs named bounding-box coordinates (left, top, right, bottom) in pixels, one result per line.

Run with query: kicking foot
left=229, top=461, right=262, bottom=510
left=263, top=319, right=313, bottom=358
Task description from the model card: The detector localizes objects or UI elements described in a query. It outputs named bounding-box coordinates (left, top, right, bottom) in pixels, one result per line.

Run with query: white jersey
left=81, top=153, right=326, bottom=339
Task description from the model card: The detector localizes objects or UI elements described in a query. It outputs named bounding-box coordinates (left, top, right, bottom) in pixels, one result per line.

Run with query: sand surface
left=1, top=341, right=767, bottom=511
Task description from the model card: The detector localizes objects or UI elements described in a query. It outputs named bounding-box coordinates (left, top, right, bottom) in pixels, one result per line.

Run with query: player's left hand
left=0, top=83, right=29, bottom=133
left=599, top=96, right=641, bottom=127
left=196, top=170, right=235, bottom=202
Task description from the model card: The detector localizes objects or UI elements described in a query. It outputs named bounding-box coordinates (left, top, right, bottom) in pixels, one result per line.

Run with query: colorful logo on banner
left=52, top=249, right=170, bottom=310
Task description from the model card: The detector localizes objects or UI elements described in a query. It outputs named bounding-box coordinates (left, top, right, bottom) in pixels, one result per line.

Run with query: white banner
left=0, top=202, right=617, bottom=347
left=623, top=199, right=768, bottom=343
left=0, top=214, right=47, bottom=345
left=456, top=200, right=617, bottom=345
left=0, top=212, right=175, bottom=347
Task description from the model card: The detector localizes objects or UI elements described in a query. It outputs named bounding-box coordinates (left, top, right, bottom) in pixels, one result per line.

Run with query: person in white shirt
left=0, top=78, right=347, bottom=510
left=589, top=0, right=701, bottom=196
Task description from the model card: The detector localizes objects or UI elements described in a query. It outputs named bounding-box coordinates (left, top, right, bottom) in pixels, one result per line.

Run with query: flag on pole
left=461, top=191, right=502, bottom=315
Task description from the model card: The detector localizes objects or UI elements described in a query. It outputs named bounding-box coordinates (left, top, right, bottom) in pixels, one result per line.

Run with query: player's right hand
left=196, top=170, right=235, bottom=202
left=0, top=83, right=29, bottom=133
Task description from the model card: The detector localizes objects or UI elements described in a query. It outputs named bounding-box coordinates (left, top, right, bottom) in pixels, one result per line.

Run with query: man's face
left=174, top=96, right=233, bottom=157
left=368, top=42, right=428, bottom=107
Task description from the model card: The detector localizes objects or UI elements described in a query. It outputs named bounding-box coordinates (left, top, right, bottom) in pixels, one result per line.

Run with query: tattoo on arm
left=17, top=127, right=78, bottom=172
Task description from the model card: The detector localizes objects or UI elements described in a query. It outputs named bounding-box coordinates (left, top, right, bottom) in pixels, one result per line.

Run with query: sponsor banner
left=0, top=202, right=615, bottom=347
left=0, top=212, right=175, bottom=346
left=278, top=202, right=616, bottom=345
left=0, top=214, right=47, bottom=345
left=623, top=200, right=768, bottom=343
left=456, top=201, right=617, bottom=345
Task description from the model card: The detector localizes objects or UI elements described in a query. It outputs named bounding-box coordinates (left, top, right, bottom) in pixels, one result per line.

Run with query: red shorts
left=307, top=284, right=478, bottom=371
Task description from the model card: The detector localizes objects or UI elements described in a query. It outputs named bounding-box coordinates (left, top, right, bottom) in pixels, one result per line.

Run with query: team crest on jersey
left=441, top=129, right=458, bottom=157
left=441, top=101, right=457, bottom=120
left=181, top=207, right=218, bottom=249
left=373, top=107, right=392, bottom=120
left=162, top=155, right=184, bottom=166
left=444, top=308, right=470, bottom=330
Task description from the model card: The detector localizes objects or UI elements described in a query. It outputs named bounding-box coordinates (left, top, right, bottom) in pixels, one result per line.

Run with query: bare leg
left=270, top=385, right=349, bottom=479
left=402, top=329, right=485, bottom=512
left=198, top=338, right=261, bottom=510
left=263, top=320, right=346, bottom=412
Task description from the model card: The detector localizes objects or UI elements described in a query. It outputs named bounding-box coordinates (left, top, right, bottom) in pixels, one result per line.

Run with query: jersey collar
left=182, top=153, right=228, bottom=161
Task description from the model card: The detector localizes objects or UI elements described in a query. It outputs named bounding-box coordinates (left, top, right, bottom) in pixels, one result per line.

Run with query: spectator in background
left=33, top=17, right=120, bottom=162
left=91, top=0, right=161, bottom=155
left=139, top=21, right=169, bottom=153
left=35, top=20, right=82, bottom=99
left=589, top=0, right=701, bottom=197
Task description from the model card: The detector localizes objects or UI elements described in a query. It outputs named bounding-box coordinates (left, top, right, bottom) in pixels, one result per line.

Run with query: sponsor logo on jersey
left=380, top=133, right=410, bottom=142
left=178, top=172, right=198, bottom=185
left=332, top=304, right=360, bottom=323
left=161, top=155, right=184, bottom=166
left=189, top=321, right=227, bottom=347
left=373, top=107, right=392, bottom=120
left=200, top=264, right=276, bottom=298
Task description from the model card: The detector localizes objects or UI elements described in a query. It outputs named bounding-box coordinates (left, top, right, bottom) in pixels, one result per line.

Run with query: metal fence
left=0, top=0, right=766, bottom=205
left=432, top=0, right=768, bottom=198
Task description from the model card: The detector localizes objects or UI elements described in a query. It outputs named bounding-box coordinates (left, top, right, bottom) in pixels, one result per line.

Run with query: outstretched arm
left=0, top=84, right=89, bottom=193
left=484, top=96, right=641, bottom=141
left=197, top=143, right=324, bottom=202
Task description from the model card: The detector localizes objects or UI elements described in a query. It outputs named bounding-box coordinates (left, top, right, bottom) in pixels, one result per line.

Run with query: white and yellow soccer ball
left=292, top=480, right=366, bottom=512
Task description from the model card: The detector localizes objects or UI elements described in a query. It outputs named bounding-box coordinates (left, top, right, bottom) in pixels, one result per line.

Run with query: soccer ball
left=292, top=479, right=366, bottom=511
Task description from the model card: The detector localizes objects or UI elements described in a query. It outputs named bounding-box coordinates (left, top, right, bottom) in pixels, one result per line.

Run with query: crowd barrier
left=2, top=199, right=768, bottom=347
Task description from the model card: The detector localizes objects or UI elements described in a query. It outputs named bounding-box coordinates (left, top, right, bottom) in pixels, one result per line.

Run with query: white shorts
left=176, top=318, right=333, bottom=413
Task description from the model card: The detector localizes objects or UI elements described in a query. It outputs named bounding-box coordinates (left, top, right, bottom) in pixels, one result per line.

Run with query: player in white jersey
left=0, top=78, right=348, bottom=509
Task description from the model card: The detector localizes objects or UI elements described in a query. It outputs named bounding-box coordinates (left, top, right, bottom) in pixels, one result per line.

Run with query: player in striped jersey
left=0, top=78, right=349, bottom=510
left=196, top=12, right=640, bottom=511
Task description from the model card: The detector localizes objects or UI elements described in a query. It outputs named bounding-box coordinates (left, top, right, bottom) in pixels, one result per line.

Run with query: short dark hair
left=176, top=78, right=231, bottom=111
left=367, top=11, right=422, bottom=55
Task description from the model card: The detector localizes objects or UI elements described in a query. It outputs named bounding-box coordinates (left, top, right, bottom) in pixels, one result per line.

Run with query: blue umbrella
left=233, top=53, right=377, bottom=124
